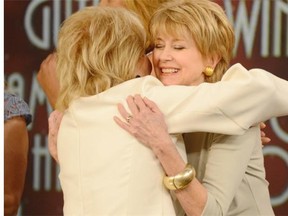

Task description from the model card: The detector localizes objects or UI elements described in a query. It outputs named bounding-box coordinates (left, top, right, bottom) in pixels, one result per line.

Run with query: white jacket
left=57, top=64, right=288, bottom=216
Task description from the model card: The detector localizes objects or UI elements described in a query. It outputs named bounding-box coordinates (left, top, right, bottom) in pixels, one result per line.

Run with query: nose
left=159, top=47, right=173, bottom=62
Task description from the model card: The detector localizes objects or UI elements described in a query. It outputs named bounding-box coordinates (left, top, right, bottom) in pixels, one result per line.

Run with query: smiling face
left=149, top=0, right=235, bottom=85
left=152, top=31, right=207, bottom=86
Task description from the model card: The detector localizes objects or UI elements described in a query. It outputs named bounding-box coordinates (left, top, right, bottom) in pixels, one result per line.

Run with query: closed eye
left=155, top=44, right=165, bottom=49
left=174, top=46, right=185, bottom=50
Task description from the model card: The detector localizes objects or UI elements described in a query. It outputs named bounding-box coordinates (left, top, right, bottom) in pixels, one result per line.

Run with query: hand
left=37, top=53, right=59, bottom=109
left=260, top=122, right=271, bottom=145
left=48, top=110, right=63, bottom=163
left=113, top=94, right=172, bottom=150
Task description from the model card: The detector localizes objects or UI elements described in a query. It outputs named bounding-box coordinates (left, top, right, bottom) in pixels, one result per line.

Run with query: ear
left=207, top=54, right=221, bottom=68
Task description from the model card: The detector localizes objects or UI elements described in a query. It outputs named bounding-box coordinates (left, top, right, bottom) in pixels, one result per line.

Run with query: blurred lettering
left=270, top=117, right=288, bottom=143
left=263, top=146, right=288, bottom=206
left=24, top=0, right=99, bottom=50
left=224, top=0, right=288, bottom=58
left=32, top=134, right=52, bottom=191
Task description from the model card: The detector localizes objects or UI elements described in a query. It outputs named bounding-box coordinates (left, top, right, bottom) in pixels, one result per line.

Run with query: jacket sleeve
left=200, top=127, right=265, bottom=215
left=143, top=63, right=288, bottom=135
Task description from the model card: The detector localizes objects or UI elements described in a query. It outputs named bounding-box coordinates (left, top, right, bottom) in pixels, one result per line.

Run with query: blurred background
left=4, top=0, right=288, bottom=215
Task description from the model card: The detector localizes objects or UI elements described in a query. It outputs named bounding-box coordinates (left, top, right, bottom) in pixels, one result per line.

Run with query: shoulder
left=221, top=63, right=248, bottom=80
left=119, top=75, right=163, bottom=88
left=4, top=92, right=32, bottom=125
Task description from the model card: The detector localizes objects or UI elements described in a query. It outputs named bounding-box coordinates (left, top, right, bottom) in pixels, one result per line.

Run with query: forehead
left=155, top=26, right=192, bottom=42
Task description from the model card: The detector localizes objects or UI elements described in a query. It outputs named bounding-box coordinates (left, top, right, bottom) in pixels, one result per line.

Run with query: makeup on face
left=152, top=33, right=205, bottom=86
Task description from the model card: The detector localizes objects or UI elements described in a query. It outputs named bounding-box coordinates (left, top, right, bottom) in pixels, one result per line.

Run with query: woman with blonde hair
left=55, top=6, right=149, bottom=111
left=115, top=0, right=278, bottom=215
left=53, top=3, right=288, bottom=215
left=37, top=0, right=168, bottom=108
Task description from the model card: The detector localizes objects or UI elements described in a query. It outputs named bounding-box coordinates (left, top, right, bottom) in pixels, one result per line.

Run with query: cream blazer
left=57, top=64, right=288, bottom=216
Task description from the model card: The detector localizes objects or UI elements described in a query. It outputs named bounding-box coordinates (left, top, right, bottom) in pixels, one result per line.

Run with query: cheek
left=182, top=55, right=204, bottom=73
left=152, top=52, right=159, bottom=65
left=152, top=54, right=160, bottom=71
left=181, top=61, right=205, bottom=84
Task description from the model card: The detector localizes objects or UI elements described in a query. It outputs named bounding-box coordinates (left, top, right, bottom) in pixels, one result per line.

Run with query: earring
left=204, top=66, right=214, bottom=76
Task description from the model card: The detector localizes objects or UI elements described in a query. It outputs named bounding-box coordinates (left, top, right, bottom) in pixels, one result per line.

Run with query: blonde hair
left=149, top=0, right=235, bottom=83
left=124, top=0, right=169, bottom=53
left=56, top=6, right=146, bottom=111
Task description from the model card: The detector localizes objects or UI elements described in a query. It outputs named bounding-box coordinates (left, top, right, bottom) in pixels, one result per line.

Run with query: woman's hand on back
left=114, top=94, right=172, bottom=151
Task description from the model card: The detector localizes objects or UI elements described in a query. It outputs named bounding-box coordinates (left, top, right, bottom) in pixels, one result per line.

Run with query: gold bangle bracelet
left=163, top=164, right=196, bottom=190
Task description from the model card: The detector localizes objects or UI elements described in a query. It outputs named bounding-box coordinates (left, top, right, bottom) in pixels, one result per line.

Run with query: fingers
left=48, top=110, right=63, bottom=163
left=116, top=95, right=158, bottom=124
left=259, top=121, right=271, bottom=144
left=261, top=137, right=271, bottom=144
left=127, top=96, right=139, bottom=115
left=48, top=110, right=63, bottom=130
left=134, top=94, right=146, bottom=109
left=128, top=94, right=160, bottom=114
left=143, top=96, right=161, bottom=113
left=261, top=130, right=266, bottom=137
left=118, top=94, right=161, bottom=115
left=126, top=94, right=149, bottom=115
left=260, top=122, right=266, bottom=129
left=113, top=116, right=133, bottom=135
left=261, top=130, right=271, bottom=143
left=117, top=103, right=131, bottom=120
left=118, top=95, right=150, bottom=119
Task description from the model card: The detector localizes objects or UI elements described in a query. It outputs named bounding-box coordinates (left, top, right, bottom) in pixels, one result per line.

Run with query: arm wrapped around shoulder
left=215, top=63, right=288, bottom=129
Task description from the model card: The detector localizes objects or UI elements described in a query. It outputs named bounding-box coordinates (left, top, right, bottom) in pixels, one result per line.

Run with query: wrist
left=163, top=163, right=196, bottom=190
left=150, top=134, right=175, bottom=157
left=151, top=137, right=188, bottom=177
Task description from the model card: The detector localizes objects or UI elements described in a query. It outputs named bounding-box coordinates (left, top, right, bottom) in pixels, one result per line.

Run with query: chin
left=161, top=79, right=177, bottom=86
